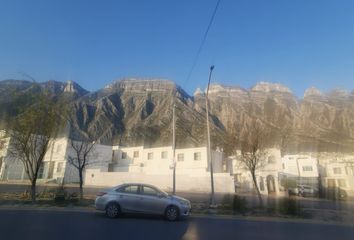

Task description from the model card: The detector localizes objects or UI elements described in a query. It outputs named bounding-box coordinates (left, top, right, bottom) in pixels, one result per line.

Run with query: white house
left=322, top=162, right=354, bottom=196
left=229, top=148, right=285, bottom=196
left=280, top=154, right=319, bottom=190
left=85, top=145, right=235, bottom=193
left=0, top=136, right=112, bottom=184
left=0, top=130, right=10, bottom=179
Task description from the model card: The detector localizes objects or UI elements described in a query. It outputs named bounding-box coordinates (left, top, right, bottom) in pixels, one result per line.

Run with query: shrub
left=276, top=198, right=302, bottom=216
left=221, top=194, right=248, bottom=214
left=53, top=186, right=68, bottom=202
left=232, top=195, right=248, bottom=214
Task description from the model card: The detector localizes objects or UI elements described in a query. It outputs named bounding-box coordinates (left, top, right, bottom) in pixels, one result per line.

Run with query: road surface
left=0, top=209, right=353, bottom=240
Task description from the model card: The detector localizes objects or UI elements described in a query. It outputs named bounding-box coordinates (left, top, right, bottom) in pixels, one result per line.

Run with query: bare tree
left=279, top=123, right=293, bottom=157
left=8, top=88, right=63, bottom=202
left=67, top=139, right=96, bottom=200
left=239, top=121, right=268, bottom=207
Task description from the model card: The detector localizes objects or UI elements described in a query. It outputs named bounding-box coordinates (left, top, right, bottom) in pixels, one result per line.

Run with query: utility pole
left=172, top=101, right=176, bottom=195
left=205, top=65, right=215, bottom=206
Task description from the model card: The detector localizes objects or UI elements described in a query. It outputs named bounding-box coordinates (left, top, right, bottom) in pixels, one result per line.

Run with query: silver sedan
left=95, top=183, right=191, bottom=221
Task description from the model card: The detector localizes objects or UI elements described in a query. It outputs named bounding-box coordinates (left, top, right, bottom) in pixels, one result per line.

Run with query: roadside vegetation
left=0, top=185, right=94, bottom=207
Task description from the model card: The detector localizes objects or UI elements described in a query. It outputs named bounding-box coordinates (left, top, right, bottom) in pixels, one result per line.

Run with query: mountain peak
left=304, top=87, right=323, bottom=98
left=194, top=87, right=204, bottom=96
left=251, top=82, right=292, bottom=94
left=207, top=83, right=246, bottom=95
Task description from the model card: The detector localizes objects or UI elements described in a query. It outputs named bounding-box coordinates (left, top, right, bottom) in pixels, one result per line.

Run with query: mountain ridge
left=1, top=78, right=354, bottom=153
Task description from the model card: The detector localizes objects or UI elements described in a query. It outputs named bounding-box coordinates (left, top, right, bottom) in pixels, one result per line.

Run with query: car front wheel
left=165, top=206, right=179, bottom=221
left=106, top=203, right=120, bottom=218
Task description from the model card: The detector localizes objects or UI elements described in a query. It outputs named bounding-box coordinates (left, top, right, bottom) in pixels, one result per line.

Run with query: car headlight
left=179, top=200, right=190, bottom=207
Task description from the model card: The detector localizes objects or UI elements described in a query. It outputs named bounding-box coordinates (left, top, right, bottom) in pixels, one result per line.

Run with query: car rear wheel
left=165, top=206, right=179, bottom=222
left=106, top=203, right=120, bottom=218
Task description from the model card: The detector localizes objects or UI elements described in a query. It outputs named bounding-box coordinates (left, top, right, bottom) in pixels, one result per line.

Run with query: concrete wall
left=111, top=145, right=225, bottom=175
left=84, top=169, right=234, bottom=193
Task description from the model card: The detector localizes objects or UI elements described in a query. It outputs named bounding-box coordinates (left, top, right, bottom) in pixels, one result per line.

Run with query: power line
left=184, top=0, right=221, bottom=87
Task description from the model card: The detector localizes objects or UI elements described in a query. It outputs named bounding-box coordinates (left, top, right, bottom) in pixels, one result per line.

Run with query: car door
left=115, top=184, right=141, bottom=213
left=139, top=185, right=168, bottom=215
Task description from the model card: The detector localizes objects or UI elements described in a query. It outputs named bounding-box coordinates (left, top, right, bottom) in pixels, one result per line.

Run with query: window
left=194, top=152, right=201, bottom=161
left=56, top=162, right=63, bottom=173
left=161, top=151, right=168, bottom=159
left=302, top=166, right=313, bottom=171
left=121, top=152, right=127, bottom=159
left=38, top=163, right=45, bottom=179
left=142, top=186, right=158, bottom=196
left=147, top=152, right=153, bottom=160
left=0, top=140, right=6, bottom=149
left=333, top=167, right=342, bottom=174
left=117, top=185, right=139, bottom=194
left=282, top=163, right=285, bottom=169
left=259, top=176, right=265, bottom=191
left=177, top=153, right=184, bottom=162
left=133, top=151, right=139, bottom=158
left=268, top=155, right=276, bottom=163
left=338, top=179, right=347, bottom=188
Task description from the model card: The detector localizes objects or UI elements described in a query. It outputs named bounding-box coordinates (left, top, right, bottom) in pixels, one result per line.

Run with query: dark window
left=302, top=166, right=313, bottom=171
left=117, top=185, right=139, bottom=194
left=161, top=151, right=168, bottom=159
left=142, top=186, right=158, bottom=196
left=177, top=153, right=184, bottom=162
left=121, top=152, right=127, bottom=159
left=333, top=167, right=342, bottom=174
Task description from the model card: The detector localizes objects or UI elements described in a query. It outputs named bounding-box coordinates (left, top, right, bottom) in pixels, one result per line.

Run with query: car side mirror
left=157, top=193, right=165, bottom=198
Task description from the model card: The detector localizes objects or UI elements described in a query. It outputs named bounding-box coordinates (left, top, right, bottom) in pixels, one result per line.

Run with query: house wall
left=111, top=146, right=224, bottom=176
left=323, top=162, right=354, bottom=194
left=282, top=155, right=319, bottom=178
left=0, top=136, right=112, bottom=184
left=84, top=169, right=234, bottom=193
left=230, top=148, right=284, bottom=196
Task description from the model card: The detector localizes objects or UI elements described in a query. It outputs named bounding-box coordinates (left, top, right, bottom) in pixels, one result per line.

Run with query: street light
left=205, top=65, right=215, bottom=206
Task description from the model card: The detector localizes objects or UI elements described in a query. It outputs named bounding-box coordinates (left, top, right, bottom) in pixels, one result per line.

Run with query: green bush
left=221, top=194, right=248, bottom=214
left=276, top=198, right=302, bottom=216
left=53, top=186, right=68, bottom=202
left=232, top=195, right=248, bottom=214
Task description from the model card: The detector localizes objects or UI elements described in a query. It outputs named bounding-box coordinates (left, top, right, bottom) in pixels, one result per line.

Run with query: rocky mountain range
left=1, top=78, right=354, bottom=153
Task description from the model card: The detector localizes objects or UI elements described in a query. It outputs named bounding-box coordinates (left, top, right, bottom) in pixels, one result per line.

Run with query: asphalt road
left=0, top=209, right=353, bottom=240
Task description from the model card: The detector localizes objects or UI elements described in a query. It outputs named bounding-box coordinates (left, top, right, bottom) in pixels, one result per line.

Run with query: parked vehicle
left=95, top=183, right=191, bottom=221
left=288, top=184, right=317, bottom=197
left=288, top=186, right=299, bottom=196
left=326, top=187, right=348, bottom=200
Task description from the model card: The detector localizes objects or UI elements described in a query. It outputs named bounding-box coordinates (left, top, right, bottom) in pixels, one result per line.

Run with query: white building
left=229, top=148, right=285, bottom=196
left=0, top=130, right=10, bottom=179
left=280, top=154, right=319, bottom=190
left=0, top=136, right=112, bottom=184
left=85, top=145, right=235, bottom=193
left=322, top=162, right=354, bottom=196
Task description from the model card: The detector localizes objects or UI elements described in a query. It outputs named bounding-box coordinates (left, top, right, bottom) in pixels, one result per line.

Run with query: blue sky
left=1, top=0, right=354, bottom=97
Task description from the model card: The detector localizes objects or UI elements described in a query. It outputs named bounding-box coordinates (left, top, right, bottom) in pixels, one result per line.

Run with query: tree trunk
left=79, top=171, right=83, bottom=200
left=31, top=180, right=36, bottom=203
left=251, top=172, right=263, bottom=207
